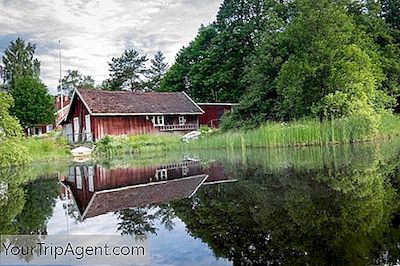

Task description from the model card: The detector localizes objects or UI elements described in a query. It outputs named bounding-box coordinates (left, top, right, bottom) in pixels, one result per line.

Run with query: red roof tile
left=76, top=88, right=203, bottom=115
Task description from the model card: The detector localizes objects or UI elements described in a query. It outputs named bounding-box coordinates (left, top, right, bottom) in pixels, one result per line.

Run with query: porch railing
left=67, top=132, right=93, bottom=144
left=159, top=124, right=197, bottom=132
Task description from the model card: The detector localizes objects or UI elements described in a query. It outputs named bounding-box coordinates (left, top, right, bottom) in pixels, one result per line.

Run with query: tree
left=59, top=69, right=95, bottom=96
left=159, top=24, right=219, bottom=100
left=107, top=49, right=148, bottom=91
left=10, top=77, right=54, bottom=128
left=0, top=93, right=30, bottom=167
left=347, top=0, right=400, bottom=111
left=1, top=38, right=40, bottom=87
left=161, top=0, right=290, bottom=102
left=381, top=0, right=400, bottom=31
left=275, top=0, right=388, bottom=127
left=145, top=51, right=168, bottom=91
left=15, top=177, right=59, bottom=235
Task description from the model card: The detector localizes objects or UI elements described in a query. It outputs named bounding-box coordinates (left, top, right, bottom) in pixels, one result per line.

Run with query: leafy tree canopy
left=0, top=93, right=30, bottom=167
left=10, top=76, right=54, bottom=128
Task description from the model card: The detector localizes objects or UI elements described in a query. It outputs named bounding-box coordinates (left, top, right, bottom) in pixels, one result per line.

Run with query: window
left=153, top=116, right=164, bottom=126
left=155, top=169, right=168, bottom=181
left=46, top=124, right=53, bottom=132
left=179, top=116, right=185, bottom=125
left=182, top=166, right=189, bottom=176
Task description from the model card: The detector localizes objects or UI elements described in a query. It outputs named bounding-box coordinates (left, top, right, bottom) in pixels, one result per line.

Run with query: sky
left=0, top=0, right=222, bottom=93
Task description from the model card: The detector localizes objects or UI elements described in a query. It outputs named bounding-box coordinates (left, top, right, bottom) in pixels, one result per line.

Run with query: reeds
left=184, top=115, right=400, bottom=150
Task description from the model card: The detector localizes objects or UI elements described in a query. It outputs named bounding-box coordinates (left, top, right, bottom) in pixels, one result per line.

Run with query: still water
left=2, top=141, right=400, bottom=265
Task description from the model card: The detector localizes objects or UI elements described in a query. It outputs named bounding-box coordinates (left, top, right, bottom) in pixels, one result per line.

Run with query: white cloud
left=0, top=0, right=222, bottom=93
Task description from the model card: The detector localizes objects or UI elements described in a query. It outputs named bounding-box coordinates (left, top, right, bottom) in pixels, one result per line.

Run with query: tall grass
left=22, top=134, right=70, bottom=161
left=95, top=133, right=181, bottom=157
left=93, top=115, right=400, bottom=158
left=183, top=115, right=400, bottom=150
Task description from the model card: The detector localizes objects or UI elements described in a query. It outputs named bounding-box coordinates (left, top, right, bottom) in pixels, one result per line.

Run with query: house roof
left=75, top=88, right=204, bottom=115
left=81, top=174, right=208, bottom=219
left=197, top=103, right=238, bottom=106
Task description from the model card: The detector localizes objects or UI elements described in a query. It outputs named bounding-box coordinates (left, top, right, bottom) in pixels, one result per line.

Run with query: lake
left=2, top=140, right=400, bottom=265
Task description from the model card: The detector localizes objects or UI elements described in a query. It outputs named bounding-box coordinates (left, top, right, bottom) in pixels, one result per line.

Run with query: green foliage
left=160, top=25, right=219, bottom=100
left=171, top=143, right=400, bottom=265
left=173, top=0, right=398, bottom=130
left=381, top=0, right=400, bottom=31
left=189, top=115, right=400, bottom=150
left=161, top=0, right=284, bottom=102
left=10, top=76, right=54, bottom=128
left=0, top=139, right=30, bottom=168
left=145, top=51, right=169, bottom=91
left=1, top=38, right=40, bottom=87
left=107, top=49, right=148, bottom=91
left=276, top=0, right=385, bottom=125
left=0, top=92, right=22, bottom=140
left=22, top=134, right=70, bottom=162
left=60, top=69, right=95, bottom=96
left=0, top=92, right=30, bottom=168
left=15, top=177, right=59, bottom=234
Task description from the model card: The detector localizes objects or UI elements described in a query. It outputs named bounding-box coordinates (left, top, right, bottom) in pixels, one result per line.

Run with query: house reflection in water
left=60, top=160, right=235, bottom=220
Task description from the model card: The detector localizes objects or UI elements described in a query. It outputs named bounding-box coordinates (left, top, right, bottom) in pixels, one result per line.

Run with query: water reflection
left=2, top=142, right=400, bottom=265
left=60, top=159, right=234, bottom=221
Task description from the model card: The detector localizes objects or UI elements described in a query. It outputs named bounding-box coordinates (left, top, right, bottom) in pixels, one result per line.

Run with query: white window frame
left=85, top=114, right=92, bottom=141
left=178, top=116, right=186, bottom=126
left=46, top=124, right=53, bottom=132
left=155, top=169, right=168, bottom=181
left=182, top=166, right=189, bottom=176
left=153, top=116, right=164, bottom=127
left=73, top=117, right=80, bottom=142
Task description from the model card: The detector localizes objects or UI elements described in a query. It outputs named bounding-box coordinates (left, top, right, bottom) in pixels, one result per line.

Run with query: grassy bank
left=19, top=114, right=400, bottom=161
left=184, top=114, right=400, bottom=150
left=22, top=133, right=70, bottom=162
left=95, top=133, right=181, bottom=157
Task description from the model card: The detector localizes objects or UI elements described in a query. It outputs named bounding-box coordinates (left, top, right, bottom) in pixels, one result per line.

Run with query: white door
left=73, top=117, right=79, bottom=142
left=85, top=114, right=92, bottom=141
left=63, top=124, right=73, bottom=143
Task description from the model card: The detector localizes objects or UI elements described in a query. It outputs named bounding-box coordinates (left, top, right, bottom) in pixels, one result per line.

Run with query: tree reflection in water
left=171, top=146, right=400, bottom=265
left=2, top=142, right=400, bottom=265
left=116, top=203, right=176, bottom=239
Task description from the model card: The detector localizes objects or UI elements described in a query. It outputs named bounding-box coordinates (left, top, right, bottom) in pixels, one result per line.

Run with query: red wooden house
left=198, top=103, right=237, bottom=128
left=60, top=160, right=235, bottom=219
left=61, top=88, right=204, bottom=143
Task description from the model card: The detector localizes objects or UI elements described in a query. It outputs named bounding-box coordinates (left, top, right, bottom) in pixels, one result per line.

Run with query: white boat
left=70, top=146, right=93, bottom=157
left=181, top=131, right=201, bottom=142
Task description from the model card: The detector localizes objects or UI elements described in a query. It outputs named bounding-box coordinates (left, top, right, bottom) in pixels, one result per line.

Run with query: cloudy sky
left=0, top=0, right=222, bottom=93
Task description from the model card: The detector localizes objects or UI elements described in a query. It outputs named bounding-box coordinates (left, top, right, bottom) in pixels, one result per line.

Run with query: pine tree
left=60, top=69, right=95, bottom=96
left=146, top=51, right=168, bottom=91
left=108, top=49, right=148, bottom=91
left=2, top=38, right=40, bottom=88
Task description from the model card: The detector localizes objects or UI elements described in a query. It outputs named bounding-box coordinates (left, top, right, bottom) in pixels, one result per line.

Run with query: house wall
left=92, top=114, right=199, bottom=141
left=92, top=116, right=156, bottom=141
left=64, top=96, right=91, bottom=142
left=198, top=104, right=234, bottom=128
left=65, top=92, right=200, bottom=142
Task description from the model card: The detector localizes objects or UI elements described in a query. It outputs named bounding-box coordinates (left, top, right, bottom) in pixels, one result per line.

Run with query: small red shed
left=198, top=103, right=237, bottom=128
left=61, top=88, right=204, bottom=143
